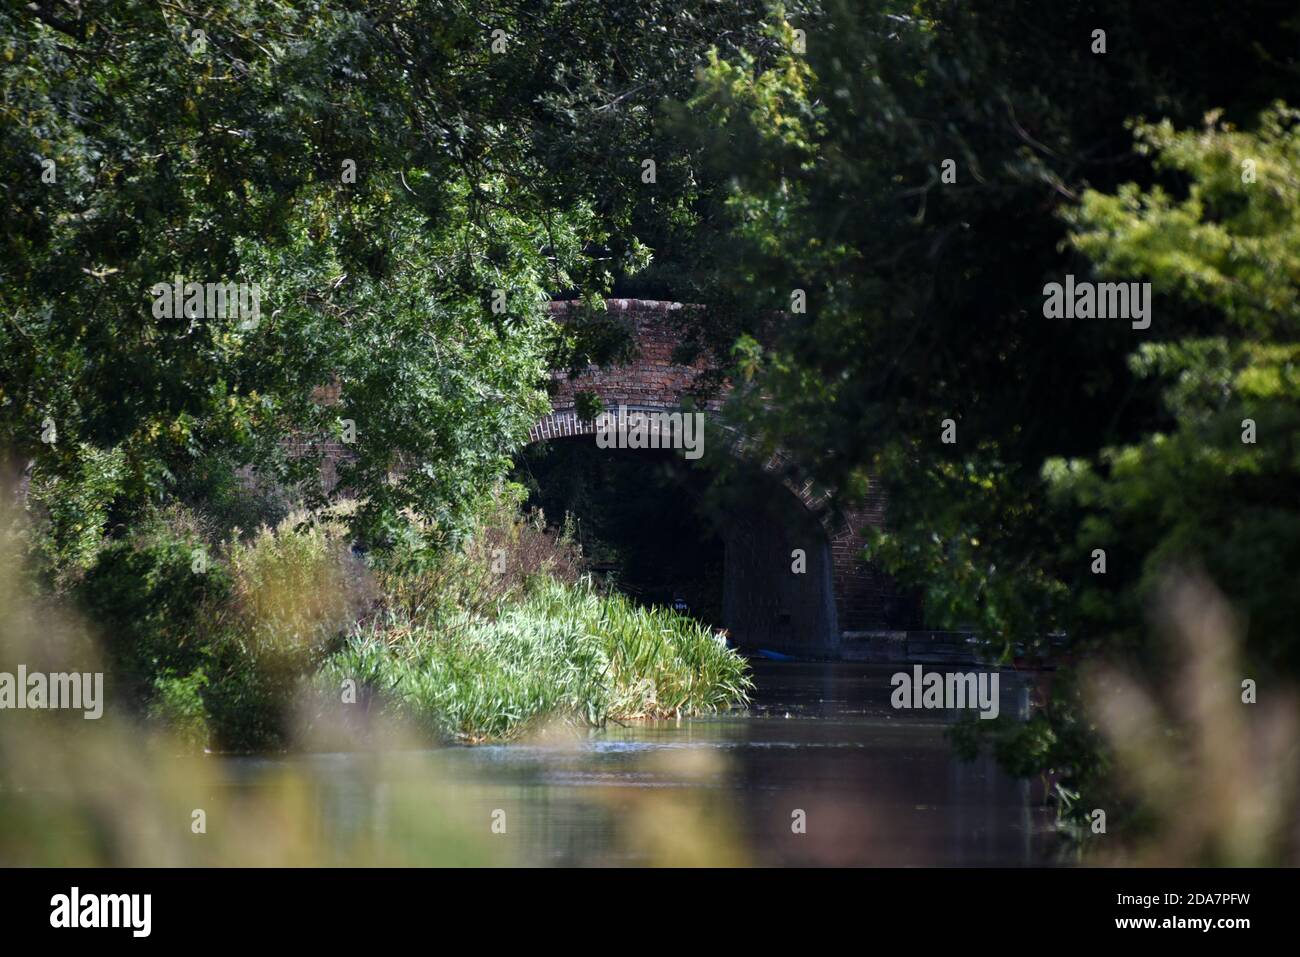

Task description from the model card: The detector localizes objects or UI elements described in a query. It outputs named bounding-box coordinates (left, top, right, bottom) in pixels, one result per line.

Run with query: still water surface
left=229, top=662, right=1062, bottom=865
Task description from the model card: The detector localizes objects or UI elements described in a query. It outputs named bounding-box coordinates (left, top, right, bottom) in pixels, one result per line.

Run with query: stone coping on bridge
left=527, top=405, right=709, bottom=442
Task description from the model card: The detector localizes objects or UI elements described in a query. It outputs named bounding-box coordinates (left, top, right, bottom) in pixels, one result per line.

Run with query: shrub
left=377, top=483, right=582, bottom=621
left=318, top=576, right=751, bottom=743
left=148, top=667, right=212, bottom=751
left=178, top=456, right=304, bottom=543
left=201, top=511, right=372, bottom=751
left=26, top=443, right=127, bottom=578
left=77, top=505, right=229, bottom=708
left=78, top=505, right=372, bottom=752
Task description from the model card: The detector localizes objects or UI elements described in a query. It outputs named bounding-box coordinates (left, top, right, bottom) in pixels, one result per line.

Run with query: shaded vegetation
left=661, top=0, right=1300, bottom=834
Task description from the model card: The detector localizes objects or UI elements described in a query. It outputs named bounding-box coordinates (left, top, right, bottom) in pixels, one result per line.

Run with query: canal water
left=227, top=662, right=1062, bottom=865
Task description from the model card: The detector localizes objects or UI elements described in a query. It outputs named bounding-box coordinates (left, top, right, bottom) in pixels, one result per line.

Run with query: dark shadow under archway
left=512, top=440, right=726, bottom=624
left=511, top=437, right=839, bottom=652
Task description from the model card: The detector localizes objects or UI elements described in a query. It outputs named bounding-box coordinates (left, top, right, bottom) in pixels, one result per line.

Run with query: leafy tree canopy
left=1, top=0, right=790, bottom=564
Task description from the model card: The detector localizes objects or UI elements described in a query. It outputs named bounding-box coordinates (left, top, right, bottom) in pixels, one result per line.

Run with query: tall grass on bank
left=14, top=477, right=750, bottom=750
left=319, top=576, right=752, bottom=743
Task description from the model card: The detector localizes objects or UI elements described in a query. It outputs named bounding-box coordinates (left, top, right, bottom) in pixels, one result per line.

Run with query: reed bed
left=319, top=576, right=752, bottom=742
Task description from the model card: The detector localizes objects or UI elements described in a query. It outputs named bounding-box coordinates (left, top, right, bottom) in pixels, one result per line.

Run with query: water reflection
left=229, top=662, right=1061, bottom=866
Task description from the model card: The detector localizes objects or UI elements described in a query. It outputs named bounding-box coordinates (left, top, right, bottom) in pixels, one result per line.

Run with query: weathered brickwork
left=275, top=382, right=355, bottom=494
left=831, top=501, right=893, bottom=632
left=544, top=299, right=721, bottom=413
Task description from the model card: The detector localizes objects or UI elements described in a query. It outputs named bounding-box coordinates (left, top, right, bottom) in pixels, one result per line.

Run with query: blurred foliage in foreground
left=0, top=496, right=750, bottom=865
left=1084, top=572, right=1300, bottom=866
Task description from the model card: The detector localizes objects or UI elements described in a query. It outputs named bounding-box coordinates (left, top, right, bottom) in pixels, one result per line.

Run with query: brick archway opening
left=518, top=411, right=841, bottom=653
left=512, top=437, right=727, bottom=626
left=533, top=298, right=909, bottom=651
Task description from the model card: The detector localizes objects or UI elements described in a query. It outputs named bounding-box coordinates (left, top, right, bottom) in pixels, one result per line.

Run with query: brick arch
left=528, top=404, right=829, bottom=516
left=532, top=299, right=902, bottom=647
left=527, top=408, right=598, bottom=444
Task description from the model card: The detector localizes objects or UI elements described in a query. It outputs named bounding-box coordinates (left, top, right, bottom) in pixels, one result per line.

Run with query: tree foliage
left=665, top=0, right=1300, bottom=818
left=1, top=0, right=786, bottom=561
left=1052, top=105, right=1300, bottom=671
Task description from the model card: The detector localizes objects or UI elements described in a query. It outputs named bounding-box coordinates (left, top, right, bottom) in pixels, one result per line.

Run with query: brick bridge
left=531, top=299, right=904, bottom=654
